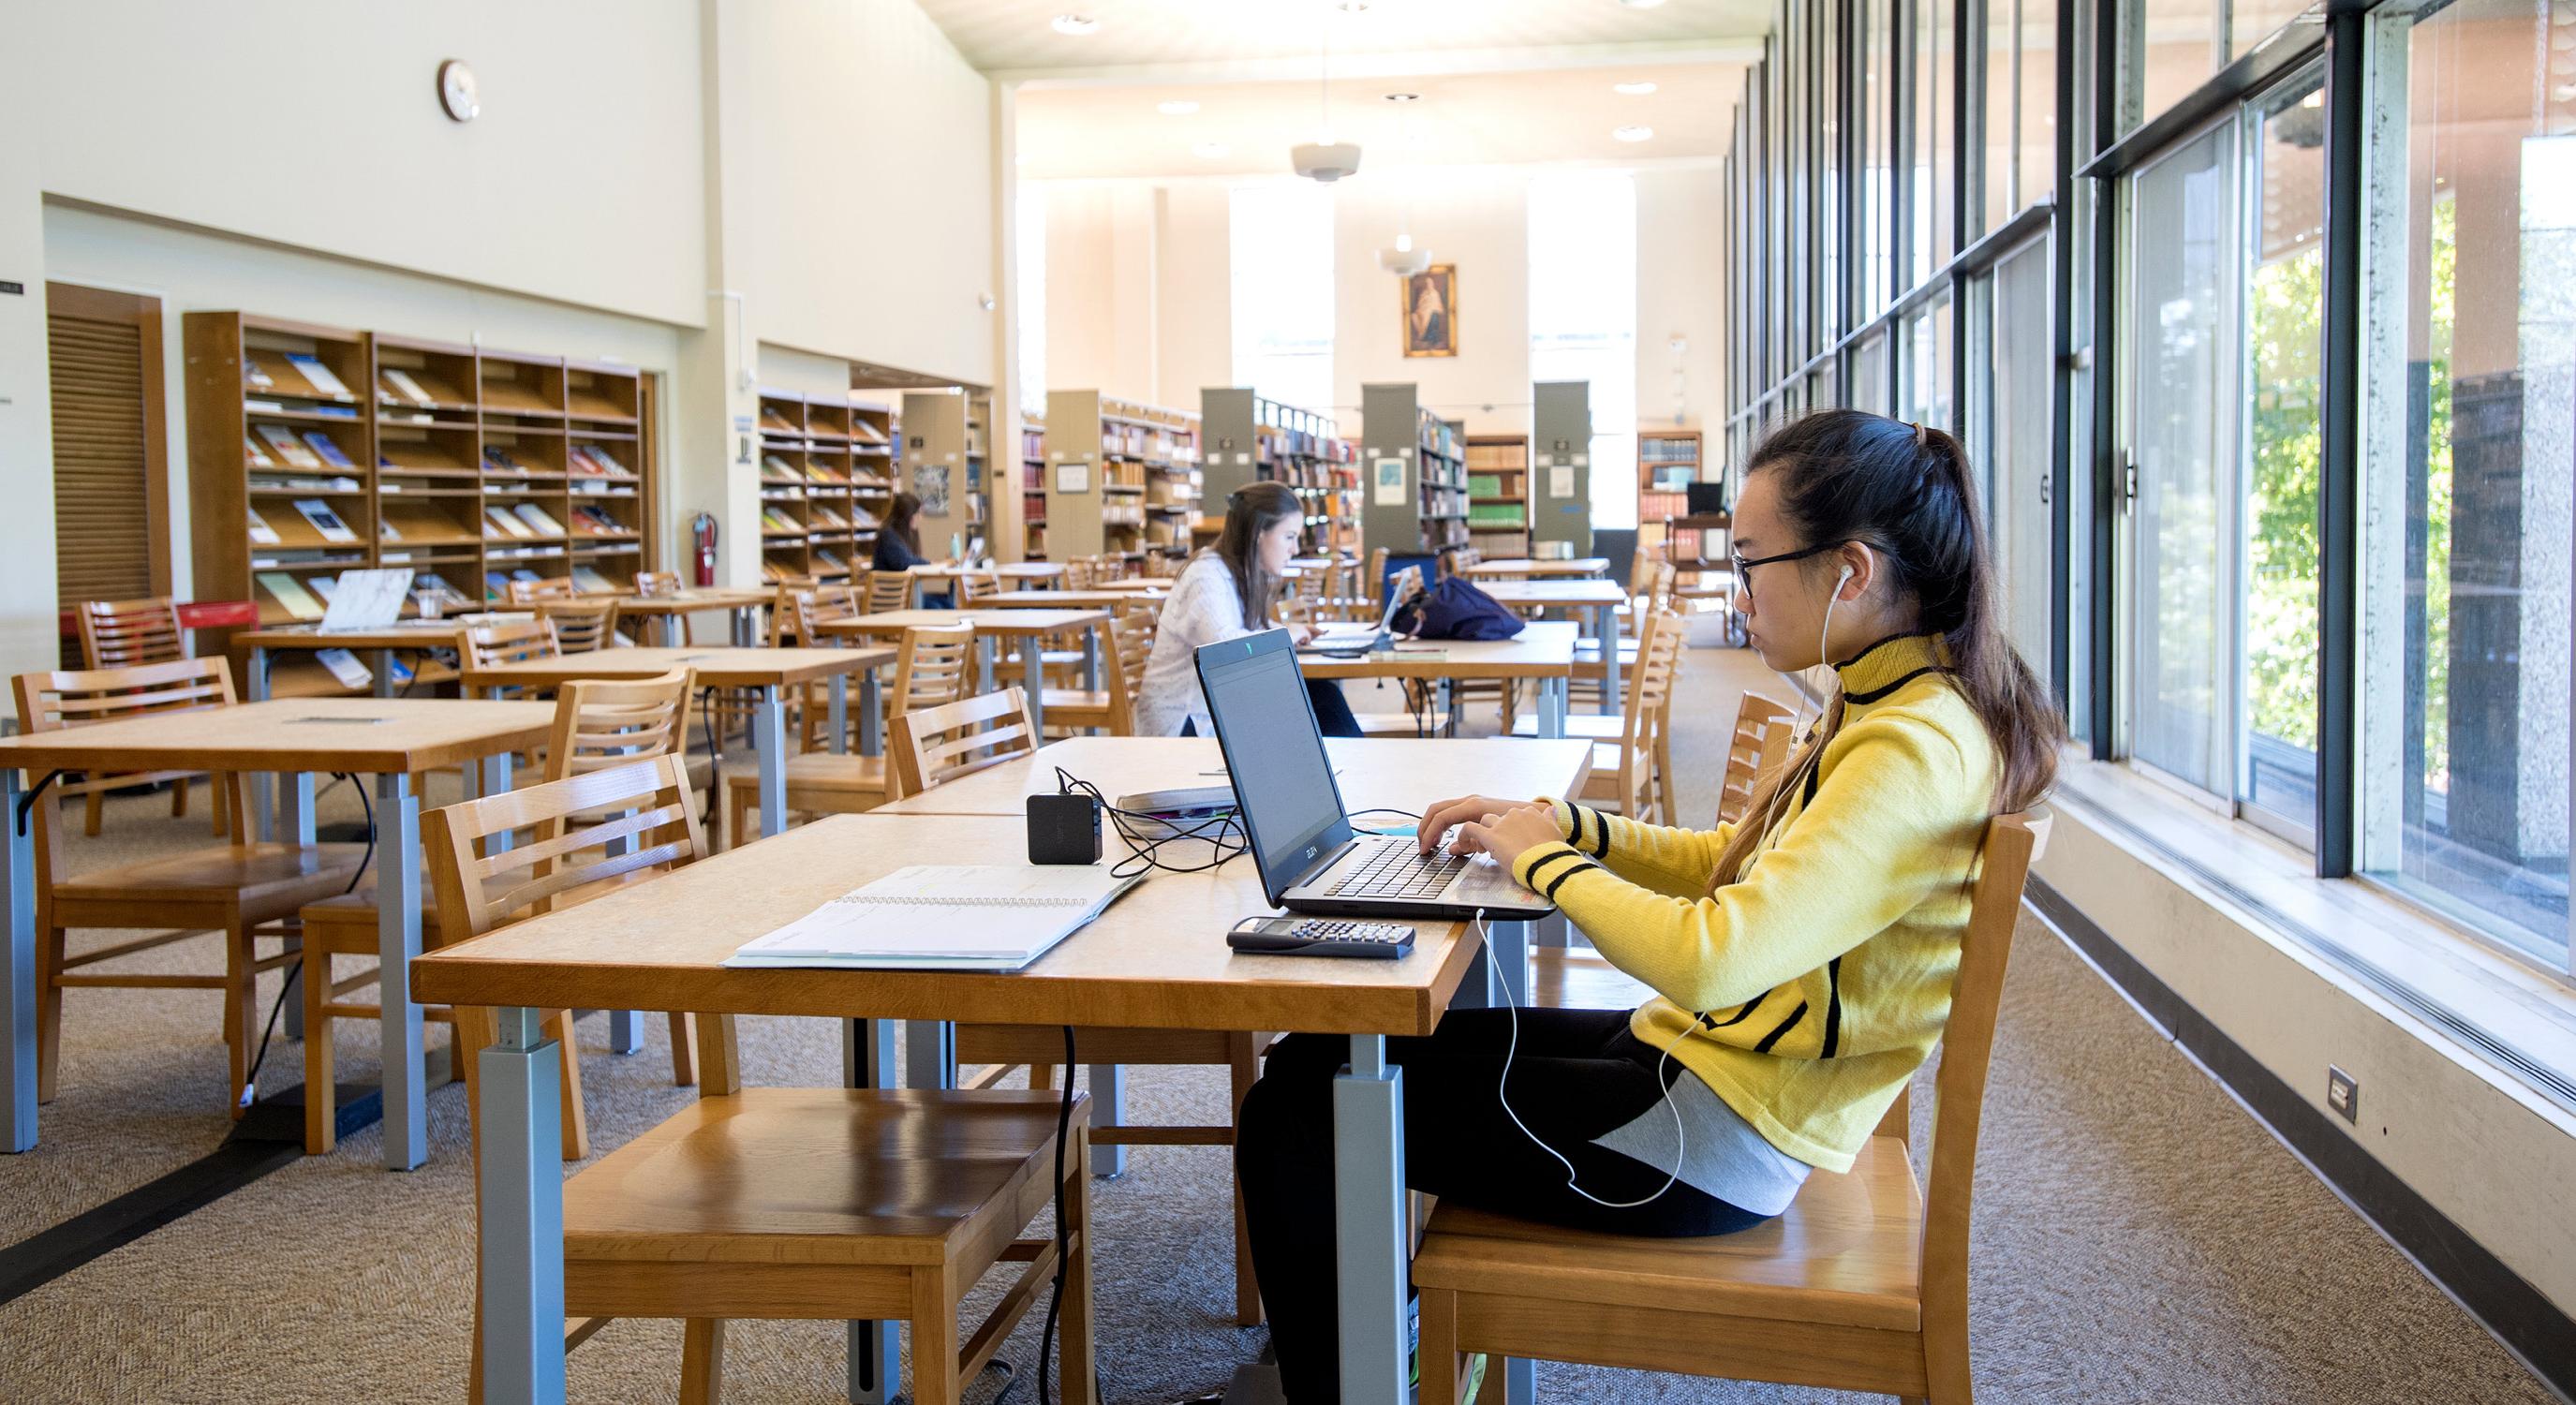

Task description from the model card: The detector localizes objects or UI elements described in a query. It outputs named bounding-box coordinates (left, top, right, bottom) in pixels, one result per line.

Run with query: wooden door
left=46, top=284, right=170, bottom=665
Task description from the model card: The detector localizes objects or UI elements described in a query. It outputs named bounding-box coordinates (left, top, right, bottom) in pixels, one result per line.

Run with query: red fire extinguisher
left=692, top=511, right=718, bottom=587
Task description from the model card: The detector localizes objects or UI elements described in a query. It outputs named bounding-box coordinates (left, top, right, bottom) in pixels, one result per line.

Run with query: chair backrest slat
left=894, top=623, right=975, bottom=714
left=425, top=754, right=708, bottom=941
left=632, top=570, right=683, bottom=598
left=538, top=599, right=618, bottom=655
left=505, top=577, right=575, bottom=607
left=466, top=615, right=559, bottom=670
left=12, top=658, right=247, bottom=871
left=545, top=669, right=693, bottom=781
left=78, top=598, right=186, bottom=670
left=863, top=569, right=914, bottom=614
left=1717, top=691, right=1796, bottom=825
left=891, top=687, right=1039, bottom=796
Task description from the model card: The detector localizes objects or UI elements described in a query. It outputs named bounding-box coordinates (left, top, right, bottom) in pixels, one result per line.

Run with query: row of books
left=484, top=504, right=565, bottom=540
left=243, top=352, right=353, bottom=401
left=245, top=423, right=357, bottom=471
left=246, top=499, right=362, bottom=546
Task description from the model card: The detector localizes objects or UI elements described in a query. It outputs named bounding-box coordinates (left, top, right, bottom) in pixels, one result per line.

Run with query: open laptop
left=1297, top=566, right=1421, bottom=657
left=315, top=567, right=415, bottom=632
left=1195, top=629, right=1550, bottom=920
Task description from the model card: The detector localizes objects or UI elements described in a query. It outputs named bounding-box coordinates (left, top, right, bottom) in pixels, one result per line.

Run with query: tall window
left=1912, top=0, right=1957, bottom=286
left=1530, top=172, right=1641, bottom=529
left=2116, top=69, right=2324, bottom=840
left=2360, top=0, right=2576, bottom=968
left=1016, top=185, right=1047, bottom=422
left=1229, top=184, right=1335, bottom=414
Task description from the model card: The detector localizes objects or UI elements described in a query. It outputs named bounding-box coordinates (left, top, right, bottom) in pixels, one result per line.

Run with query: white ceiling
left=919, top=0, right=1766, bottom=78
left=1016, top=62, right=1742, bottom=180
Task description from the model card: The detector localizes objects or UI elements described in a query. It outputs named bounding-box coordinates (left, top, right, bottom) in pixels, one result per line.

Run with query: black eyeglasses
left=1730, top=540, right=1845, bottom=586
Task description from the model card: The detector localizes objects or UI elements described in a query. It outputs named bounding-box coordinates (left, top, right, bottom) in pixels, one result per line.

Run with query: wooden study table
left=904, top=562, right=1065, bottom=605
left=0, top=698, right=553, bottom=1170
left=413, top=807, right=1537, bottom=1405
left=1461, top=557, right=1612, bottom=581
left=980, top=588, right=1165, bottom=611
left=1299, top=621, right=1580, bottom=738
left=814, top=608, right=1112, bottom=736
left=461, top=645, right=895, bottom=838
left=609, top=587, right=773, bottom=647
left=238, top=623, right=479, bottom=836
left=1473, top=579, right=1632, bottom=714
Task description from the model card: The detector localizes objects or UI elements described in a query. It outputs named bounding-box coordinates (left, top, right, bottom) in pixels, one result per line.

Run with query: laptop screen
left=1194, top=629, right=1353, bottom=904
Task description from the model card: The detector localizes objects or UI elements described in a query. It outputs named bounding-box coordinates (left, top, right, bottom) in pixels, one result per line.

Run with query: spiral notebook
left=725, top=864, right=1142, bottom=971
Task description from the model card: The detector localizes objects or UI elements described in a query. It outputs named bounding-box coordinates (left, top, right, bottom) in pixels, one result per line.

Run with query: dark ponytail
left=1728, top=409, right=2060, bottom=837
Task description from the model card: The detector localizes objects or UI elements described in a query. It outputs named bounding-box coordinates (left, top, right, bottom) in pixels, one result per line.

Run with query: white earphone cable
left=1482, top=909, right=1687, bottom=1210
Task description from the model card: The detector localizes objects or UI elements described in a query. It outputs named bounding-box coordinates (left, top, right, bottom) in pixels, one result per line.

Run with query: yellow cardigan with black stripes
left=1507, top=633, right=1996, bottom=1174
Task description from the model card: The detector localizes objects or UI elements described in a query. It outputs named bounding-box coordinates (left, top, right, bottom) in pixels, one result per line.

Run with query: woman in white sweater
left=1134, top=481, right=1362, bottom=738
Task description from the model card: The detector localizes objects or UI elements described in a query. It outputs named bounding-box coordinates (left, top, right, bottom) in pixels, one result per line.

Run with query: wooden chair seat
left=1507, top=714, right=1625, bottom=741
left=1353, top=708, right=1454, bottom=737
left=54, top=842, right=365, bottom=916
left=1415, top=1134, right=1923, bottom=1331
left=723, top=753, right=895, bottom=845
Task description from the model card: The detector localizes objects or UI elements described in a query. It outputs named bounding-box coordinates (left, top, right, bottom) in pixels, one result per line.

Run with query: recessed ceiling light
left=1613, top=81, right=1659, bottom=96
left=1339, top=1, right=1370, bottom=10
left=1050, top=13, right=1099, bottom=35
left=1619, top=0, right=1669, bottom=8
left=1383, top=92, right=1420, bottom=103
left=1158, top=99, right=1201, bottom=115
left=1192, top=141, right=1230, bottom=158
left=1613, top=125, right=1655, bottom=142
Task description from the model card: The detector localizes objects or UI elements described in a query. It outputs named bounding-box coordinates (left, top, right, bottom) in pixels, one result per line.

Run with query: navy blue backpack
left=1391, top=574, right=1527, bottom=642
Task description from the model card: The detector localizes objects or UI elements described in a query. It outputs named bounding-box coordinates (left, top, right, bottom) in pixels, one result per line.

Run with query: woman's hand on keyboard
left=1442, top=804, right=1560, bottom=869
left=1418, top=795, right=1521, bottom=853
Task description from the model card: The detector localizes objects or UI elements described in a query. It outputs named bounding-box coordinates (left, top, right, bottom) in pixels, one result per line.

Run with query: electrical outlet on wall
left=2327, top=1066, right=2360, bottom=1124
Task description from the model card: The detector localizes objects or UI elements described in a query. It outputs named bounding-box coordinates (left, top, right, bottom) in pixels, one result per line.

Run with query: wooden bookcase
left=1466, top=434, right=1531, bottom=558
left=1020, top=413, right=1049, bottom=560
left=1043, top=391, right=1201, bottom=564
left=185, top=311, right=659, bottom=696
left=1638, top=427, right=1704, bottom=556
left=1201, top=388, right=1359, bottom=559
left=1358, top=384, right=1470, bottom=557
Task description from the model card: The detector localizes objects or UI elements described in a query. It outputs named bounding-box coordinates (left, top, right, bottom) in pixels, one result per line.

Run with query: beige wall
left=1033, top=169, right=1731, bottom=443
left=3, top=0, right=999, bottom=657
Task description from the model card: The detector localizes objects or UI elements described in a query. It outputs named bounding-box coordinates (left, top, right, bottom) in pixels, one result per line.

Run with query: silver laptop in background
left=315, top=568, right=415, bottom=632
left=1195, top=629, right=1549, bottom=921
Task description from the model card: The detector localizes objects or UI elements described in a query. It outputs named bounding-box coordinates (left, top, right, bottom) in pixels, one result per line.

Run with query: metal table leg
left=479, top=1005, right=566, bottom=1403
left=845, top=1018, right=902, bottom=1405
left=1597, top=602, right=1623, bottom=716
left=1334, top=1034, right=1408, bottom=1405
left=277, top=769, right=318, bottom=1045
left=1539, top=676, right=1569, bottom=739
left=827, top=673, right=849, bottom=755
left=753, top=685, right=788, bottom=840
left=247, top=646, right=274, bottom=841
left=373, top=648, right=398, bottom=701
left=1023, top=637, right=1049, bottom=737
left=377, top=771, right=427, bottom=1170
left=1485, top=918, right=1530, bottom=1007
left=856, top=665, right=882, bottom=757
left=1088, top=1062, right=1126, bottom=1178
left=3, top=768, right=36, bottom=1152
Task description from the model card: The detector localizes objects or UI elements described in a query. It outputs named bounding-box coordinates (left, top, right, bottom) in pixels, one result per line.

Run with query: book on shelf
left=301, top=430, right=355, bottom=468
left=255, top=571, right=325, bottom=621
left=481, top=446, right=521, bottom=473
left=293, top=498, right=359, bottom=544
left=246, top=507, right=281, bottom=546
left=378, top=518, right=402, bottom=542
left=570, top=444, right=629, bottom=477
left=511, top=503, right=567, bottom=538
left=762, top=454, right=801, bottom=481
left=412, top=572, right=472, bottom=611
left=510, top=568, right=545, bottom=584
left=568, top=565, right=616, bottom=593
left=483, top=572, right=511, bottom=599
left=244, top=434, right=276, bottom=469
left=306, top=574, right=340, bottom=602
left=314, top=647, right=373, bottom=689
left=304, top=404, right=360, bottom=421
left=815, top=548, right=847, bottom=573
left=484, top=505, right=535, bottom=540
left=380, top=367, right=436, bottom=407
left=257, top=423, right=322, bottom=469
left=285, top=353, right=350, bottom=398
left=571, top=505, right=622, bottom=537
left=761, top=507, right=800, bottom=533
left=243, top=356, right=275, bottom=390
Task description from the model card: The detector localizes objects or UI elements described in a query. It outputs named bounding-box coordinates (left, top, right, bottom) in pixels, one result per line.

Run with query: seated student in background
left=1231, top=409, right=2062, bottom=1403
left=871, top=491, right=952, bottom=608
left=1134, top=481, right=1362, bottom=738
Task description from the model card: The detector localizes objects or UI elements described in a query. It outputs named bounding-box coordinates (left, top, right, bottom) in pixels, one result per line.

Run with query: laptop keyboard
left=1328, top=839, right=1466, bottom=898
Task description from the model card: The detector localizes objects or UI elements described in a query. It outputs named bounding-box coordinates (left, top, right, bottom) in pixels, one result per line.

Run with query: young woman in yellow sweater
left=1232, top=408, right=2062, bottom=1402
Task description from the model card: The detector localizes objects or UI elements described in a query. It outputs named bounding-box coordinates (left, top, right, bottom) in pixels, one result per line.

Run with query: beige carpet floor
left=0, top=640, right=2560, bottom=1403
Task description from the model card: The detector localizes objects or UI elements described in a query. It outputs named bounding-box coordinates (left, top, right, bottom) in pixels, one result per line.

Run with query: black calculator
left=1226, top=915, right=1415, bottom=959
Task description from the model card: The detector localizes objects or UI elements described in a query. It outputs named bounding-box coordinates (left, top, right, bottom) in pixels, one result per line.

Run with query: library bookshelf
left=1466, top=434, right=1531, bottom=558
left=1358, top=384, right=1470, bottom=558
left=757, top=389, right=895, bottom=584
left=185, top=311, right=661, bottom=696
left=1638, top=427, right=1704, bottom=556
left=1020, top=413, right=1048, bottom=559
left=1201, top=389, right=1359, bottom=560
left=1044, top=391, right=1201, bottom=565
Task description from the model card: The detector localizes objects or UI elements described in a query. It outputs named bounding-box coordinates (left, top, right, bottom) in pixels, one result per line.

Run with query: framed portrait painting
left=1402, top=264, right=1458, bottom=358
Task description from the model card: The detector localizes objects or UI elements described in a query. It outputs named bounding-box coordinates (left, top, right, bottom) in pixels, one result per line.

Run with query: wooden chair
left=1717, top=690, right=1797, bottom=827
left=888, top=686, right=1041, bottom=796
left=297, top=671, right=703, bottom=1154
left=13, top=658, right=363, bottom=1117
left=1038, top=610, right=1150, bottom=737
left=1562, top=612, right=1680, bottom=823
left=463, top=615, right=559, bottom=684
left=861, top=568, right=915, bottom=613
left=537, top=598, right=618, bottom=655
left=69, top=596, right=224, bottom=836
left=1414, top=811, right=2050, bottom=1405
left=722, top=624, right=973, bottom=846
left=631, top=571, right=691, bottom=646
left=504, top=577, right=574, bottom=607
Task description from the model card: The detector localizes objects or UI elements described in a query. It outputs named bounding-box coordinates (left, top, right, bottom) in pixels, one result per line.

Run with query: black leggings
left=1236, top=1007, right=1770, bottom=1403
